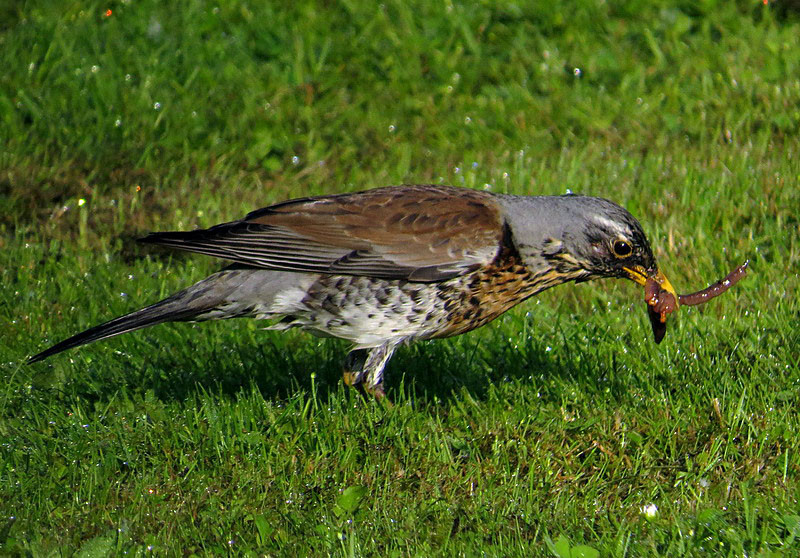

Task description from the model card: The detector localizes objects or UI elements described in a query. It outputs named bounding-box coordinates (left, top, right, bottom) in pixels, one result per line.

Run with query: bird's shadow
left=28, top=316, right=635, bottom=409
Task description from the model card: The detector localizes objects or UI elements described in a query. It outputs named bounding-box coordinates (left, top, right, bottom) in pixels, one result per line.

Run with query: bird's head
left=501, top=193, right=677, bottom=341
left=561, top=196, right=673, bottom=288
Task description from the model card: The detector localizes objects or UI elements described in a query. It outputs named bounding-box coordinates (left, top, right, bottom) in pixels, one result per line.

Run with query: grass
left=2, top=0, right=799, bottom=555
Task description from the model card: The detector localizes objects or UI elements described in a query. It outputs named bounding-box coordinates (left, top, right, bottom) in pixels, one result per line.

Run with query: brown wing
left=139, top=184, right=505, bottom=282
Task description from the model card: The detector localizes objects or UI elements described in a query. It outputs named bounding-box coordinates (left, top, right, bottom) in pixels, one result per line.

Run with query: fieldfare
left=29, top=184, right=678, bottom=398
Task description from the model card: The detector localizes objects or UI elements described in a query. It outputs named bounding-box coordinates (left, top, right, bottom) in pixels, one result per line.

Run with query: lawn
left=1, top=0, right=799, bottom=555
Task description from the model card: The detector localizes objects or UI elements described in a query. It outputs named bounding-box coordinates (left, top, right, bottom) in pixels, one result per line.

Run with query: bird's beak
left=623, top=265, right=678, bottom=344
left=623, top=265, right=677, bottom=300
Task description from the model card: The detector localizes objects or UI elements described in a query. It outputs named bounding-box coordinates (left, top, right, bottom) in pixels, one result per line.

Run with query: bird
left=28, top=184, right=676, bottom=398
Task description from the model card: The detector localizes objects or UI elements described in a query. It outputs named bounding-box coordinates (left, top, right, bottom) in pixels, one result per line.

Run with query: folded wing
left=139, top=185, right=505, bottom=283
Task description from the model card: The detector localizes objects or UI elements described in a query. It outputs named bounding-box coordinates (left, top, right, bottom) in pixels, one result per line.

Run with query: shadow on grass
left=25, top=314, right=635, bottom=409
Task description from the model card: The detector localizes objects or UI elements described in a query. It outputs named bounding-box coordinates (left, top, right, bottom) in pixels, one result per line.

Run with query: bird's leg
left=361, top=343, right=397, bottom=400
left=342, top=348, right=368, bottom=388
left=341, top=344, right=397, bottom=400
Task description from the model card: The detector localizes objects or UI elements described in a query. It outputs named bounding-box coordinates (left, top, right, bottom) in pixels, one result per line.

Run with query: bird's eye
left=612, top=239, right=632, bottom=258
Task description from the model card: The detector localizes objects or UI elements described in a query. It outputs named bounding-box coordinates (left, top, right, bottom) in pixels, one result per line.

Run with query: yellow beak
left=623, top=265, right=678, bottom=344
left=623, top=265, right=678, bottom=304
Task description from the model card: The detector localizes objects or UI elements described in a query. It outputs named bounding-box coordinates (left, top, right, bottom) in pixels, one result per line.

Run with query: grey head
left=497, top=193, right=658, bottom=284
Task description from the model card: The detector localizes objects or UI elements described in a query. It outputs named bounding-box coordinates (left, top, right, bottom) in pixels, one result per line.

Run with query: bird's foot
left=342, top=373, right=391, bottom=403
left=342, top=344, right=396, bottom=403
left=342, top=370, right=360, bottom=387
left=364, top=382, right=391, bottom=404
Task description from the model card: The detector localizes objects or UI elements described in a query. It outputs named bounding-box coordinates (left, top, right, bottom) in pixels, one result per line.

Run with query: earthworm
left=644, top=277, right=661, bottom=306
left=644, top=278, right=678, bottom=320
left=677, top=260, right=749, bottom=306
left=643, top=260, right=748, bottom=344
left=644, top=277, right=676, bottom=344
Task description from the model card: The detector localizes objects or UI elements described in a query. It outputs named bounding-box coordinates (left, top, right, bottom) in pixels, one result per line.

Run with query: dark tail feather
left=138, top=226, right=244, bottom=263
left=28, top=289, right=214, bottom=364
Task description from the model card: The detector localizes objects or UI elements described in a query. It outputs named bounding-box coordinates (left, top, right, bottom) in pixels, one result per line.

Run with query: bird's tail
left=27, top=272, right=240, bottom=364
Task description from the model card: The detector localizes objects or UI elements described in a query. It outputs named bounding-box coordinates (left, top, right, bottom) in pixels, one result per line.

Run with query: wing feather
left=140, top=185, right=504, bottom=282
